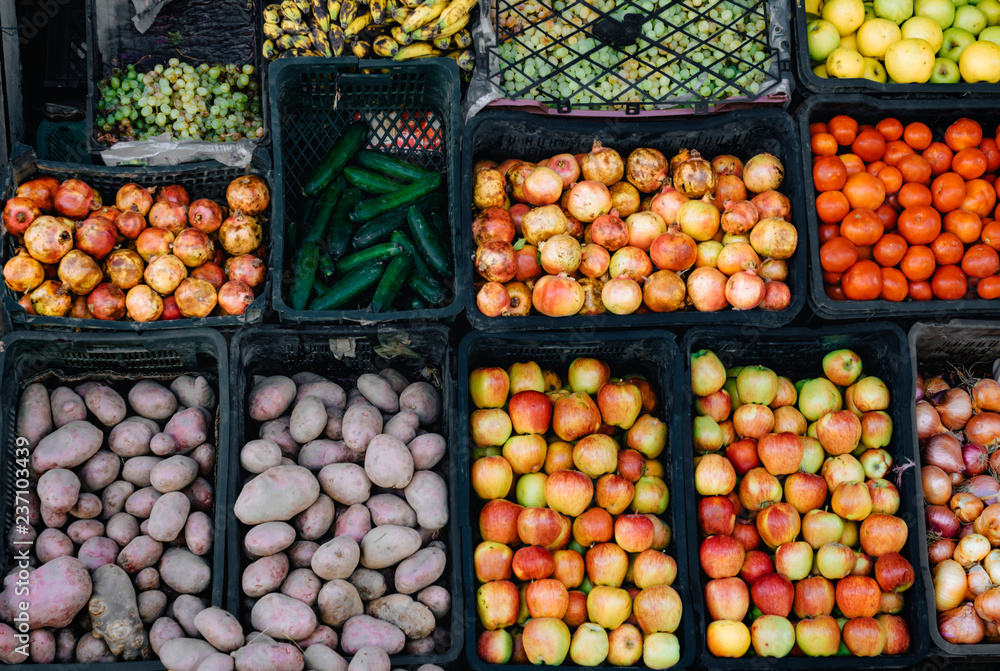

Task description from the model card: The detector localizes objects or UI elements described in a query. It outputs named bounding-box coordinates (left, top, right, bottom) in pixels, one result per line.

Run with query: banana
left=351, top=38, right=373, bottom=57
left=453, top=27, right=471, bottom=48
left=390, top=25, right=414, bottom=45
left=311, top=0, right=331, bottom=30
left=437, top=0, right=478, bottom=29
left=369, top=0, right=388, bottom=24
left=310, top=25, right=333, bottom=55
left=264, top=4, right=282, bottom=22
left=280, top=0, right=302, bottom=21
left=372, top=34, right=400, bottom=56
left=433, top=34, right=452, bottom=49
left=327, top=0, right=341, bottom=17
left=409, top=11, right=467, bottom=39
left=446, top=48, right=474, bottom=70
left=263, top=21, right=283, bottom=39
left=283, top=48, right=321, bottom=57
left=401, top=1, right=445, bottom=32
left=328, top=25, right=346, bottom=55
left=402, top=0, right=422, bottom=8
left=290, top=33, right=313, bottom=49
left=281, top=18, right=310, bottom=34
left=390, top=3, right=411, bottom=20
left=393, top=42, right=440, bottom=60
left=345, top=13, right=371, bottom=38
left=294, top=0, right=312, bottom=13
left=276, top=34, right=296, bottom=50
left=262, top=39, right=278, bottom=59
left=339, top=0, right=358, bottom=27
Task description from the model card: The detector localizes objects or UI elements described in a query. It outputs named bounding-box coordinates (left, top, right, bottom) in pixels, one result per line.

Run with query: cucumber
left=404, top=295, right=426, bottom=311
left=409, top=270, right=447, bottom=306
left=290, top=242, right=320, bottom=310
left=337, top=242, right=403, bottom=273
left=326, top=187, right=363, bottom=260
left=343, top=167, right=404, bottom=194
left=302, top=121, right=367, bottom=197
left=349, top=173, right=442, bottom=223
left=371, top=252, right=414, bottom=312
left=302, top=177, right=343, bottom=245
left=309, top=261, right=386, bottom=310
left=407, top=205, right=451, bottom=277
left=350, top=193, right=443, bottom=249
left=318, top=250, right=337, bottom=282
left=357, top=149, right=431, bottom=182
left=390, top=230, right=433, bottom=277
left=286, top=220, right=300, bottom=250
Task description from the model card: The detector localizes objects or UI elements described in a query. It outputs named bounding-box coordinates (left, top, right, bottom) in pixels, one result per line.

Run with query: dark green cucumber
left=390, top=230, right=432, bottom=277
left=327, top=187, right=363, bottom=260
left=314, top=277, right=331, bottom=295
left=404, top=295, right=426, bottom=311
left=371, top=252, right=414, bottom=312
left=409, top=270, right=447, bottom=306
left=290, top=242, right=320, bottom=310
left=309, top=261, right=386, bottom=310
left=349, top=173, right=442, bottom=223
left=343, top=167, right=404, bottom=195
left=337, top=242, right=403, bottom=273
left=318, top=251, right=337, bottom=282
left=302, top=121, right=367, bottom=197
left=407, top=205, right=451, bottom=277
left=350, top=193, right=442, bottom=249
left=302, top=177, right=343, bottom=245
left=357, top=149, right=431, bottom=182
left=286, top=220, right=300, bottom=250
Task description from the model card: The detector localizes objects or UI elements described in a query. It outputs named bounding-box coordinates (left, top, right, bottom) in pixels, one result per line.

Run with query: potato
left=55, top=628, right=77, bottom=663
left=171, top=375, right=216, bottom=410
left=28, top=628, right=55, bottom=664
left=101, top=481, right=134, bottom=520
left=340, top=616, right=405, bottom=655
left=364, top=435, right=414, bottom=488
left=303, top=644, right=348, bottom=671
left=294, top=495, right=335, bottom=541
left=199, top=652, right=236, bottom=671
left=290, top=396, right=330, bottom=444
left=347, top=646, right=390, bottom=671
left=260, top=416, right=299, bottom=458
left=129, top=380, right=179, bottom=419
left=126, top=486, right=163, bottom=518
left=158, top=637, right=218, bottom=671
left=316, top=579, right=363, bottom=627
left=416, top=665, right=445, bottom=671
left=23, top=489, right=41, bottom=527
left=241, top=439, right=282, bottom=474
left=311, top=536, right=360, bottom=581
left=394, top=546, right=446, bottom=595
left=165, top=408, right=212, bottom=451
left=404, top=471, right=448, bottom=531
left=235, top=466, right=320, bottom=525
left=67, top=518, right=104, bottom=545
left=366, top=494, right=417, bottom=528
left=118, top=535, right=164, bottom=573
left=360, top=526, right=421, bottom=570
left=11, top=556, right=91, bottom=627
left=50, top=386, right=86, bottom=428
left=77, top=451, right=121, bottom=491
left=123, top=455, right=163, bottom=487
left=37, top=468, right=80, bottom=513
left=379, top=368, right=410, bottom=395
left=150, top=616, right=185, bottom=655
left=39, top=506, right=64, bottom=529
left=296, top=380, right=347, bottom=410
left=136, top=566, right=160, bottom=590
left=346, top=388, right=367, bottom=407
left=250, top=376, right=297, bottom=422
left=343, top=404, right=383, bottom=453
left=108, top=420, right=153, bottom=457
left=0, top=624, right=27, bottom=664
left=349, top=568, right=386, bottom=602
left=36, top=528, right=73, bottom=563
left=243, top=553, right=289, bottom=598
left=366, top=594, right=435, bottom=639
left=105, top=511, right=139, bottom=546
left=194, top=606, right=244, bottom=652
left=407, top=434, right=446, bottom=471
left=324, top=407, right=345, bottom=441
left=292, top=372, right=326, bottom=385
left=160, top=547, right=211, bottom=594
left=186, top=511, right=213, bottom=556
left=86, top=385, right=127, bottom=427
left=280, top=457, right=296, bottom=466
left=191, top=443, right=217, bottom=476
left=31, top=420, right=103, bottom=473
left=172, top=594, right=207, bottom=636
left=357, top=374, right=399, bottom=414
left=383, top=411, right=419, bottom=445
left=69, top=492, right=101, bottom=519
left=128, top=415, right=162, bottom=434
left=244, top=521, right=296, bottom=558
left=183, top=477, right=214, bottom=512
left=76, top=633, right=116, bottom=663
left=298, top=439, right=359, bottom=471
left=404, top=637, right=435, bottom=654
left=17, top=383, right=51, bottom=449
left=232, top=642, right=304, bottom=671
left=318, top=463, right=370, bottom=505
left=288, top=541, right=319, bottom=569
left=399, top=382, right=440, bottom=424
left=251, top=593, right=317, bottom=641
left=334, top=504, right=372, bottom=544
left=281, top=568, right=321, bottom=605
left=139, top=589, right=168, bottom=624
left=75, top=381, right=103, bottom=397
left=151, top=455, right=200, bottom=493
left=299, top=624, right=338, bottom=649
left=152, top=432, right=179, bottom=456
left=148, top=491, right=191, bottom=542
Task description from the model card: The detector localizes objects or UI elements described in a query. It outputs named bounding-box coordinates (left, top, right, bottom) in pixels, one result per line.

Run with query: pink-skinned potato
left=244, top=521, right=297, bottom=558
left=66, top=518, right=105, bottom=544
left=298, top=624, right=338, bottom=649
left=281, top=568, right=322, bottom=606
left=158, top=637, right=217, bottom=671
left=347, top=646, right=390, bottom=671
left=139, top=590, right=168, bottom=624
left=69, top=492, right=102, bottom=519
left=79, top=536, right=120, bottom=571
left=75, top=633, right=115, bottom=663
left=303, top=644, right=347, bottom=671
left=172, top=594, right=207, bottom=637
left=241, top=439, right=282, bottom=474
left=35, top=528, right=73, bottom=563
left=185, top=510, right=213, bottom=556
left=150, top=455, right=199, bottom=493
left=317, top=579, right=364, bottom=627
left=122, top=456, right=163, bottom=487
left=159, top=547, right=211, bottom=594
left=118, top=535, right=164, bottom=573
left=102, top=481, right=135, bottom=519
left=232, top=642, right=304, bottom=671
left=384, top=411, right=419, bottom=444
left=297, top=439, right=360, bottom=471
left=37, top=468, right=80, bottom=514
left=366, top=494, right=417, bottom=528
left=128, top=380, right=178, bottom=420
left=407, top=433, right=446, bottom=470
left=29, top=628, right=55, bottom=664
left=85, top=385, right=127, bottom=427
left=31, top=420, right=103, bottom=474
left=0, top=556, right=91, bottom=628
left=340, top=615, right=405, bottom=655
left=294, top=495, right=336, bottom=541
left=394, top=545, right=446, bottom=595
left=249, top=376, right=297, bottom=422
left=417, top=585, right=450, bottom=618
left=250, top=593, right=317, bottom=642
left=260, top=416, right=299, bottom=458
left=360, top=525, right=421, bottom=570
left=55, top=629, right=77, bottom=663
left=342, top=404, right=383, bottom=453
left=318, top=463, right=371, bottom=506
left=333, top=503, right=372, bottom=544
left=150, top=616, right=185, bottom=656
left=106, top=512, right=140, bottom=546
left=50, top=386, right=86, bottom=428
left=198, top=651, right=236, bottom=671
left=288, top=541, right=319, bottom=569
left=126, top=486, right=163, bottom=518
left=17, top=383, right=51, bottom=449
left=164, top=408, right=212, bottom=451
left=194, top=606, right=244, bottom=652
left=243, top=553, right=290, bottom=598
left=77, top=451, right=121, bottom=491
left=109, top=420, right=155, bottom=457
left=235, top=465, right=320, bottom=524
left=399, top=382, right=440, bottom=424
left=0, top=623, right=29, bottom=664
left=148, top=491, right=191, bottom=542
left=404, top=470, right=448, bottom=531
left=170, top=375, right=216, bottom=411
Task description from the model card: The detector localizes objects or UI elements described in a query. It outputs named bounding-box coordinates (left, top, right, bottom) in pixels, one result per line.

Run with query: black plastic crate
left=43, top=0, right=88, bottom=90
left=226, top=323, right=461, bottom=667
left=908, top=320, right=1000, bottom=656
left=462, top=107, right=807, bottom=331
left=680, top=323, right=929, bottom=669
left=798, top=95, right=1000, bottom=321
left=456, top=329, right=697, bottom=671
left=267, top=57, right=465, bottom=324
left=0, top=145, right=271, bottom=331
left=0, top=327, right=230, bottom=670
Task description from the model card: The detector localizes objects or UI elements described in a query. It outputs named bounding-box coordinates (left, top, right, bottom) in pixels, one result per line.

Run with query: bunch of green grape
left=95, top=60, right=264, bottom=143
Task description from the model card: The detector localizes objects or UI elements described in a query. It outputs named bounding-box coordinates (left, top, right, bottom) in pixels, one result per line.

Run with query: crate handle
left=84, top=344, right=150, bottom=355
left=590, top=13, right=646, bottom=48
left=341, top=72, right=394, bottom=88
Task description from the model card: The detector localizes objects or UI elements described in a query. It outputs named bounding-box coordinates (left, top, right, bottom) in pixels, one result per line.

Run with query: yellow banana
left=446, top=48, right=474, bottom=70
left=391, top=25, right=414, bottom=44
left=327, top=0, right=341, bottom=17
left=281, top=18, right=310, bottom=34
left=453, top=27, right=471, bottom=48
left=339, top=0, right=358, bottom=27
left=280, top=0, right=302, bottom=21
left=263, top=21, right=283, bottom=40
left=311, top=0, right=331, bottom=30
left=345, top=13, right=371, bottom=37
left=437, top=0, right=478, bottom=28
left=294, top=0, right=312, bottom=13
left=290, top=33, right=313, bottom=49
left=262, top=39, right=278, bottom=59
left=310, top=25, right=333, bottom=55
left=328, top=25, right=347, bottom=55
left=433, top=34, right=452, bottom=49
left=402, top=0, right=422, bottom=9
left=393, top=42, right=440, bottom=59
left=409, top=11, right=467, bottom=39
left=264, top=4, right=282, bottom=22
left=367, top=0, right=385, bottom=23
left=390, top=3, right=411, bottom=20
left=373, top=34, right=400, bottom=57
left=276, top=34, right=296, bottom=49
left=401, top=1, right=445, bottom=31
left=351, top=38, right=373, bottom=57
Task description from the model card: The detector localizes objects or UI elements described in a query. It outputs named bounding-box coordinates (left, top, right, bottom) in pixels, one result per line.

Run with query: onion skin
left=938, top=388, right=974, bottom=431
left=976, top=588, right=1000, bottom=626
left=974, top=379, right=1000, bottom=413
left=974, top=503, right=1000, bottom=545
left=966, top=413, right=1000, bottom=446
left=952, top=492, right=986, bottom=524
left=963, top=474, right=1000, bottom=505
left=928, top=504, right=961, bottom=538
left=964, top=442, right=990, bottom=476
left=939, top=603, right=986, bottom=643
left=968, top=564, right=994, bottom=596
left=929, top=539, right=957, bottom=565
left=925, top=377, right=950, bottom=396
left=916, top=401, right=947, bottom=441
left=924, top=433, right=965, bottom=473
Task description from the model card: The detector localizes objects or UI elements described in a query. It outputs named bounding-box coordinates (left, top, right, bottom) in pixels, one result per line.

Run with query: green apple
left=980, top=24, right=1000, bottom=41
left=876, top=0, right=915, bottom=22
left=902, top=15, right=946, bottom=47
left=953, top=0, right=970, bottom=7
left=977, top=0, right=1000, bottom=24
left=916, top=0, right=957, bottom=27
left=808, top=19, right=845, bottom=60
left=930, top=55, right=963, bottom=79
left=865, top=2, right=878, bottom=19
left=515, top=472, right=548, bottom=507
left=955, top=4, right=988, bottom=31
left=939, top=26, right=977, bottom=58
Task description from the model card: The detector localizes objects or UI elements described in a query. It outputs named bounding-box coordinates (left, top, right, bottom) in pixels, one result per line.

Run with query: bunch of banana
left=262, top=0, right=476, bottom=69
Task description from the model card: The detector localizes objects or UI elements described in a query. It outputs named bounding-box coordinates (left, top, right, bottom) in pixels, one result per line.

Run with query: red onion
left=926, top=377, right=951, bottom=396
left=939, top=603, right=986, bottom=644
left=927, top=504, right=961, bottom=538
left=963, top=474, right=1000, bottom=505
left=924, top=433, right=965, bottom=473
left=923, top=465, right=953, bottom=506
left=938, top=388, right=974, bottom=430
left=960, top=523, right=976, bottom=539
left=929, top=538, right=957, bottom=565
left=917, top=401, right=947, bottom=441
left=965, top=442, right=990, bottom=476
left=916, top=374, right=926, bottom=403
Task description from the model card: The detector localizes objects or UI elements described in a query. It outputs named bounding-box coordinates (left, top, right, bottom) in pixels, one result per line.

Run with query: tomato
left=873, top=232, right=908, bottom=267
left=875, top=165, right=903, bottom=195
left=840, top=154, right=867, bottom=176
left=900, top=245, right=936, bottom=281
left=876, top=203, right=899, bottom=231
left=867, top=160, right=888, bottom=176
left=818, top=223, right=841, bottom=244
left=810, top=122, right=828, bottom=136
left=896, top=154, right=933, bottom=185
left=840, top=208, right=884, bottom=246
left=829, top=115, right=859, bottom=147
left=908, top=280, right=934, bottom=301
left=842, top=172, right=886, bottom=210
left=811, top=133, right=838, bottom=156
left=923, top=142, right=954, bottom=175
left=820, top=236, right=859, bottom=273
left=962, top=243, right=1000, bottom=278
left=931, top=264, right=968, bottom=300
left=982, top=220, right=1000, bottom=250
left=813, top=155, right=848, bottom=192
left=945, top=118, right=983, bottom=151
left=897, top=205, right=942, bottom=245
left=977, top=275, right=1000, bottom=299
left=816, top=191, right=851, bottom=224
left=842, top=259, right=883, bottom=300
left=943, top=209, right=983, bottom=244
left=857, top=245, right=874, bottom=260
left=886, top=192, right=902, bottom=212
left=931, top=172, right=968, bottom=213
left=953, top=148, right=988, bottom=180
left=898, top=182, right=933, bottom=208
left=880, top=267, right=908, bottom=301
left=930, top=231, right=966, bottom=265
left=884, top=140, right=915, bottom=167
left=826, top=283, right=846, bottom=301
left=823, top=270, right=844, bottom=284
left=980, top=138, right=1000, bottom=173
left=904, top=122, right=933, bottom=151
left=852, top=129, right=887, bottom=163
left=876, top=118, right=904, bottom=142
left=962, top=178, right=997, bottom=218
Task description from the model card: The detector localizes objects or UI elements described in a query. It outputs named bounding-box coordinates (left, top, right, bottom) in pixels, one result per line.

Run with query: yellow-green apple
left=733, top=403, right=775, bottom=440
left=751, top=572, right=794, bottom=617
left=835, top=575, right=881, bottom=618
left=880, top=590, right=903, bottom=614
left=724, top=378, right=743, bottom=411
left=598, top=381, right=643, bottom=429
left=569, top=622, right=610, bottom=666
left=860, top=448, right=892, bottom=480
left=477, top=580, right=520, bottom=630
left=737, top=365, right=779, bottom=406
left=794, top=575, right=836, bottom=618
left=694, top=415, right=724, bottom=452
left=587, top=585, right=633, bottom=629
left=773, top=405, right=808, bottom=435
left=502, top=434, right=547, bottom=475
left=507, top=391, right=553, bottom=436
left=545, top=469, right=594, bottom=517
left=475, top=541, right=514, bottom=582
left=631, top=475, right=669, bottom=514
left=700, top=534, right=745, bottom=579
left=853, top=551, right=874, bottom=576
left=573, top=433, right=619, bottom=478
left=477, top=629, right=513, bottom=664
left=802, top=509, right=846, bottom=549
left=626, top=414, right=667, bottom=458
left=522, top=617, right=571, bottom=665
left=861, top=411, right=892, bottom=448
left=512, top=545, right=554, bottom=581
left=544, top=440, right=574, bottom=474
left=594, top=473, right=635, bottom=516
left=691, top=349, right=727, bottom=396
left=517, top=583, right=529, bottom=626
left=817, top=542, right=857, bottom=579
left=633, top=549, right=677, bottom=588
left=878, top=613, right=911, bottom=654
left=706, top=620, right=750, bottom=657
left=874, top=552, right=914, bottom=593
left=607, top=623, right=644, bottom=666
left=508, top=360, right=545, bottom=394
left=842, top=616, right=886, bottom=656
left=816, top=410, right=862, bottom=456
left=845, top=383, right=861, bottom=416
left=644, top=459, right=665, bottom=478
left=646, top=514, right=671, bottom=550
left=564, top=590, right=588, bottom=627
left=738, top=467, right=783, bottom=511
left=643, top=632, right=680, bottom=669
left=866, top=478, right=900, bottom=515
left=472, top=445, right=502, bottom=460
left=823, top=349, right=863, bottom=386
left=740, top=549, right=774, bottom=584
left=698, top=495, right=736, bottom=536
left=568, top=357, right=611, bottom=395
left=822, top=453, right=865, bottom=491
left=853, top=376, right=890, bottom=412
left=552, top=549, right=585, bottom=588
left=696, top=388, right=732, bottom=423
left=757, top=432, right=804, bottom=475
left=859, top=513, right=907, bottom=557
left=626, top=376, right=658, bottom=413
left=614, top=514, right=655, bottom=553
left=757, top=502, right=801, bottom=547
left=543, top=369, right=562, bottom=392
left=573, top=506, right=615, bottom=547
left=771, top=376, right=798, bottom=408
left=751, top=614, right=795, bottom=657
left=472, top=455, right=513, bottom=500
left=633, top=584, right=682, bottom=634
left=585, top=542, right=629, bottom=587
left=617, top=448, right=646, bottom=482
left=705, top=577, right=750, bottom=621
left=517, top=507, right=565, bottom=547
left=548, top=512, right=573, bottom=551
left=725, top=438, right=760, bottom=476
left=841, top=519, right=860, bottom=548
left=526, top=578, right=570, bottom=619
left=694, top=453, right=737, bottom=496
left=795, top=615, right=841, bottom=656
left=785, top=472, right=829, bottom=515
left=470, top=367, right=510, bottom=408
left=480, top=499, right=523, bottom=545
left=471, top=408, right=513, bottom=447
left=831, top=481, right=873, bottom=521
left=798, top=378, right=843, bottom=421
left=774, top=541, right=813, bottom=581
left=552, top=392, right=602, bottom=441
left=800, top=436, right=825, bottom=473
left=516, top=471, right=547, bottom=508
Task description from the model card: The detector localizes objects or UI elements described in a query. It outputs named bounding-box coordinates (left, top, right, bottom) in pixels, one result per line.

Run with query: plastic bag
left=100, top=134, right=258, bottom=167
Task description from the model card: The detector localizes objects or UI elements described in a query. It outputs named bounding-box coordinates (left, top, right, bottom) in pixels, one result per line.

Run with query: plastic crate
left=798, top=95, right=1000, bottom=320
left=268, top=57, right=465, bottom=324
left=0, top=146, right=271, bottom=331
left=462, top=107, right=807, bottom=331
left=455, top=329, right=697, bottom=671
left=680, top=323, right=929, bottom=669
left=43, top=0, right=88, bottom=89
left=0, top=327, right=230, bottom=670
left=226, top=323, right=461, bottom=668
left=36, top=121, right=92, bottom=165
left=908, top=320, right=1000, bottom=656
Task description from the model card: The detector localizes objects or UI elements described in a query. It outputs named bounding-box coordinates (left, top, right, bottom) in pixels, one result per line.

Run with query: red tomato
left=876, top=118, right=904, bottom=142
left=826, top=283, right=846, bottom=301
left=931, top=264, right=968, bottom=300
left=818, top=223, right=841, bottom=244
left=884, top=140, right=915, bottom=166
left=943, top=209, right=983, bottom=244
left=821, top=236, right=859, bottom=273
left=896, top=154, right=933, bottom=185
left=979, top=138, right=1000, bottom=172
left=875, top=203, right=899, bottom=231
left=923, top=142, right=954, bottom=175
left=840, top=209, right=885, bottom=246
left=962, top=243, right=1000, bottom=278
left=963, top=179, right=997, bottom=218
left=897, top=205, right=942, bottom=245
left=898, top=183, right=932, bottom=209
left=946, top=118, right=983, bottom=151
left=900, top=245, right=936, bottom=282
left=843, top=172, right=886, bottom=210
left=953, top=148, right=988, bottom=180
left=977, top=275, right=1000, bottom=299
left=873, top=233, right=908, bottom=267
left=880, top=267, right=908, bottom=301
left=829, top=115, right=859, bottom=147
left=930, top=232, right=966, bottom=266
left=811, top=133, right=838, bottom=156
left=842, top=259, right=883, bottom=300
left=852, top=129, right=887, bottom=163
left=816, top=191, right=851, bottom=224
left=904, top=122, right=933, bottom=151
left=813, top=156, right=849, bottom=192
left=908, top=280, right=934, bottom=301
left=931, top=173, right=968, bottom=213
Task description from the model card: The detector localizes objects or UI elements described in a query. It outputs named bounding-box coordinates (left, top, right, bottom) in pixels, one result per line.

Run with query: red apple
left=480, top=499, right=523, bottom=545
left=842, top=519, right=860, bottom=548
left=470, top=367, right=510, bottom=408
left=545, top=470, right=594, bottom=517
left=773, top=405, right=808, bottom=436
left=719, top=420, right=736, bottom=448
left=617, top=449, right=645, bottom=482
left=626, top=376, right=658, bottom=413
left=835, top=575, right=881, bottom=618
left=877, top=613, right=910, bottom=654
left=508, top=361, right=545, bottom=394
left=633, top=549, right=677, bottom=588
left=802, top=509, right=846, bottom=550
left=646, top=514, right=672, bottom=550
left=821, top=453, right=865, bottom=491
left=586, top=585, right=633, bottom=630
left=564, top=590, right=588, bottom=627
left=568, top=357, right=611, bottom=395
left=472, top=455, right=514, bottom=500
left=880, top=590, right=903, bottom=613
left=549, top=513, right=573, bottom=551
left=475, top=541, right=514, bottom=582
left=725, top=438, right=760, bottom=476
left=573, top=507, right=615, bottom=547
left=794, top=576, right=836, bottom=618
left=526, top=578, right=570, bottom=619
left=831, top=481, right=873, bottom=521
left=740, top=550, right=774, bottom=585
left=597, top=381, right=643, bottom=429
left=816, top=409, right=863, bottom=456
left=572, top=433, right=619, bottom=479
left=522, top=617, right=571, bottom=665
left=705, top=577, right=750, bottom=621
left=552, top=549, right=585, bottom=589
left=595, top=473, right=635, bottom=515
left=874, top=552, right=914, bottom=593
left=795, top=615, right=841, bottom=657
left=694, top=454, right=737, bottom=496
left=544, top=440, right=574, bottom=474
left=823, top=348, right=862, bottom=386
left=607, top=623, right=644, bottom=666
left=477, top=629, right=514, bottom=664
left=552, top=392, right=602, bottom=442
left=502, top=434, right=548, bottom=475
left=477, top=580, right=520, bottom=630
left=625, top=586, right=641, bottom=627
left=816, top=542, right=857, bottom=579
left=707, top=620, right=752, bottom=658
left=842, top=616, right=886, bottom=656
left=774, top=541, right=813, bottom=581
left=631, top=475, right=669, bottom=515
left=853, top=551, right=875, bottom=576
left=471, top=408, right=513, bottom=447
left=866, top=478, right=901, bottom=515
left=733, top=518, right=762, bottom=551
left=859, top=513, right=908, bottom=557
left=784, top=471, right=829, bottom=515
left=733, top=403, right=775, bottom=440
left=751, top=572, right=794, bottom=617
left=860, top=448, right=892, bottom=480
left=696, top=389, right=732, bottom=423
left=586, top=542, right=629, bottom=587
left=633, top=585, right=682, bottom=634
left=738, top=467, right=783, bottom=512
left=771, top=376, right=798, bottom=409
left=853, top=376, right=890, bottom=413
left=626, top=414, right=667, bottom=458
left=757, top=502, right=801, bottom=548
left=698, top=495, right=736, bottom=536
left=861, top=411, right=893, bottom=449
left=615, top=514, right=655, bottom=553
left=700, top=534, right=745, bottom=579
left=512, top=545, right=555, bottom=581
left=508, top=391, right=553, bottom=436
left=757, top=432, right=804, bottom=475
left=511, top=632, right=528, bottom=664
left=517, top=507, right=565, bottom=547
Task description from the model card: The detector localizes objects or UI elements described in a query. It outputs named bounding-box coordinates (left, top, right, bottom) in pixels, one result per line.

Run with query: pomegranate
left=751, top=191, right=791, bottom=221
left=676, top=198, right=721, bottom=242
left=565, top=181, right=612, bottom=223
left=507, top=162, right=535, bottom=202
left=626, top=147, right=669, bottom=193
left=116, top=183, right=153, bottom=215
left=144, top=255, right=188, bottom=295
left=742, top=153, right=785, bottom=193
left=226, top=175, right=270, bottom=215
left=173, top=278, right=217, bottom=318
left=514, top=244, right=543, bottom=282
left=156, top=184, right=190, bottom=206
left=135, top=228, right=175, bottom=262
left=172, top=229, right=215, bottom=268
left=473, top=207, right=516, bottom=245
left=225, top=254, right=266, bottom=288
left=104, top=250, right=146, bottom=290
left=2, top=197, right=41, bottom=235
left=532, top=275, right=585, bottom=317
left=643, top=269, right=686, bottom=312
left=475, top=241, right=517, bottom=283
left=608, top=246, right=653, bottom=283
left=30, top=280, right=72, bottom=316
left=496, top=158, right=522, bottom=177
left=712, top=155, right=744, bottom=177
left=87, top=283, right=127, bottom=321
left=672, top=149, right=717, bottom=198
left=521, top=205, right=568, bottom=246
left=602, top=277, right=643, bottom=314
left=714, top=174, right=748, bottom=209
left=687, top=266, right=729, bottom=312
left=721, top=200, right=760, bottom=235
left=477, top=281, right=511, bottom=317
left=125, top=285, right=163, bottom=322
left=58, top=250, right=104, bottom=295
left=759, top=258, right=788, bottom=282
left=590, top=211, right=630, bottom=251
left=160, top=296, right=181, bottom=320
left=649, top=231, right=698, bottom=272
left=502, top=281, right=532, bottom=317
left=717, top=242, right=761, bottom=276
left=148, top=201, right=190, bottom=235
left=472, top=169, right=506, bottom=210
left=539, top=235, right=582, bottom=275
left=761, top=280, right=791, bottom=311
left=70, top=294, right=93, bottom=319
left=579, top=243, right=611, bottom=278
left=523, top=166, right=564, bottom=206
left=508, top=203, right=530, bottom=237
left=625, top=211, right=667, bottom=251
left=581, top=140, right=624, bottom=186
left=474, top=159, right=497, bottom=173
left=565, top=214, right=584, bottom=239
left=188, top=199, right=225, bottom=234
left=54, top=179, right=100, bottom=219
left=725, top=270, right=766, bottom=310
left=218, top=279, right=254, bottom=315
left=24, top=216, right=74, bottom=264
left=218, top=213, right=263, bottom=256
left=749, top=218, right=798, bottom=260
left=3, top=249, right=44, bottom=293
left=578, top=277, right=606, bottom=315
left=650, top=186, right=689, bottom=226
left=93, top=206, right=121, bottom=226
left=16, top=176, right=60, bottom=212
left=609, top=182, right=641, bottom=217
left=548, top=154, right=581, bottom=189
left=116, top=211, right=147, bottom=239
left=696, top=240, right=724, bottom=269
left=74, top=217, right=118, bottom=260
left=192, top=261, right=227, bottom=289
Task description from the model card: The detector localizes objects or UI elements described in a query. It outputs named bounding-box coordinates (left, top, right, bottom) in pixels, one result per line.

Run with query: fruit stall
left=0, top=0, right=1000, bottom=669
